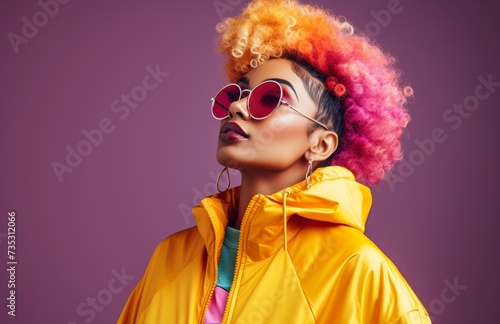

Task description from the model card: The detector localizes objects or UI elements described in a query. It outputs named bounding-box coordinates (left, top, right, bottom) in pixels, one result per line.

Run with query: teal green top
left=216, top=226, right=240, bottom=291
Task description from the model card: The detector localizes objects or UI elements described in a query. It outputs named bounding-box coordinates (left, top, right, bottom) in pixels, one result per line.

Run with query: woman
left=118, top=0, right=430, bottom=322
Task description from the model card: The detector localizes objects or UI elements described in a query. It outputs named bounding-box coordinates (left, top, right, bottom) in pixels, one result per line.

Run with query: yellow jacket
left=118, top=166, right=431, bottom=323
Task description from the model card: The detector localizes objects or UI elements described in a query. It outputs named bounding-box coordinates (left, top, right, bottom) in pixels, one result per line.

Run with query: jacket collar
left=192, top=166, right=372, bottom=261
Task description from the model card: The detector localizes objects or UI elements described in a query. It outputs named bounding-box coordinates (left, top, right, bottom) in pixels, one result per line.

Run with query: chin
left=216, top=150, right=240, bottom=170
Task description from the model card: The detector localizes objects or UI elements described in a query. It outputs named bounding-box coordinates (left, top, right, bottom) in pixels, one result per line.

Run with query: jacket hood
left=192, top=166, right=372, bottom=260
left=265, top=166, right=372, bottom=232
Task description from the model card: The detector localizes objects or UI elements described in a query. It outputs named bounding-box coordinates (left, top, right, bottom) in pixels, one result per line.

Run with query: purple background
left=1, top=0, right=499, bottom=323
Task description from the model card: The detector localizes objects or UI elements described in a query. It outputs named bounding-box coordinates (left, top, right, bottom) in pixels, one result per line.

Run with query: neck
left=233, top=166, right=307, bottom=229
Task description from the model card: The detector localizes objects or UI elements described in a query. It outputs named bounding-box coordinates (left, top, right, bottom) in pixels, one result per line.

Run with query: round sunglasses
left=210, top=80, right=328, bottom=130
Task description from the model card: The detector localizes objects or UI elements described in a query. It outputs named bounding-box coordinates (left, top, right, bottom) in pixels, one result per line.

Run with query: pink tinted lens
left=249, top=82, right=282, bottom=119
left=212, top=84, right=241, bottom=119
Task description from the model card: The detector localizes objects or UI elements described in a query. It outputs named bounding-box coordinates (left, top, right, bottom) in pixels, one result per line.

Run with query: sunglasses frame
left=211, top=80, right=329, bottom=130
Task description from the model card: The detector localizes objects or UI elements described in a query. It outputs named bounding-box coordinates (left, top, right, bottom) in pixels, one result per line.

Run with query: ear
left=306, top=130, right=338, bottom=162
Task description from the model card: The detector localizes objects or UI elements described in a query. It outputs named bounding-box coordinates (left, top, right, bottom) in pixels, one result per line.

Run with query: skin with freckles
left=215, top=59, right=338, bottom=228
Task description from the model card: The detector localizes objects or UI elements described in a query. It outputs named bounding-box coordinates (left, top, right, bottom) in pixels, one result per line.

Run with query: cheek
left=255, top=116, right=310, bottom=149
left=259, top=125, right=310, bottom=168
left=261, top=110, right=302, bottom=135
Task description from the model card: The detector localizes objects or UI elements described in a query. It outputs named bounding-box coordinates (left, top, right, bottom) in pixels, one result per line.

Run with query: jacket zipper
left=220, top=196, right=262, bottom=323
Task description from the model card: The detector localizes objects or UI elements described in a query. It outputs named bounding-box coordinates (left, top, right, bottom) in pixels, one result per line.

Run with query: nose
left=228, top=95, right=250, bottom=121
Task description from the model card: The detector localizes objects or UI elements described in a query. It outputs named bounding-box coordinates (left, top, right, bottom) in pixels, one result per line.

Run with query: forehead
left=239, top=59, right=302, bottom=87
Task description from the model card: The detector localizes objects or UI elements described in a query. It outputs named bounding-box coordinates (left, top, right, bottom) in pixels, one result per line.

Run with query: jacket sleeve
left=116, top=244, right=159, bottom=324
left=352, top=245, right=432, bottom=324
left=390, top=309, right=431, bottom=324
left=117, top=275, right=146, bottom=324
left=116, top=239, right=169, bottom=324
left=116, top=227, right=204, bottom=324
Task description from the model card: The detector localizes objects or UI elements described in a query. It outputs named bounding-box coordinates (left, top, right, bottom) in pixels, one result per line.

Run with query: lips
left=219, top=122, right=249, bottom=141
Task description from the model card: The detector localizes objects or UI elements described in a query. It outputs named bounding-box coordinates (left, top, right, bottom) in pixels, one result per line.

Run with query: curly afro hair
left=215, top=0, right=412, bottom=186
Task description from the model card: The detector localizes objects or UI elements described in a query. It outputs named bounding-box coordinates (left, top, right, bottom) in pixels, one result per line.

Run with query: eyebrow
left=236, top=77, right=300, bottom=101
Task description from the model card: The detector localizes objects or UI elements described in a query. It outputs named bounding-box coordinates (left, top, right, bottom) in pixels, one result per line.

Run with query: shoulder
left=154, top=226, right=204, bottom=254
left=291, top=220, right=383, bottom=264
left=298, top=222, right=408, bottom=288
left=292, top=222, right=430, bottom=322
left=150, top=226, right=205, bottom=269
left=134, top=227, right=205, bottom=297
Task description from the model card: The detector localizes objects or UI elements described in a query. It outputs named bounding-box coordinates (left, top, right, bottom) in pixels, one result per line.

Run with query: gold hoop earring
left=305, top=157, right=313, bottom=189
left=216, top=167, right=231, bottom=192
